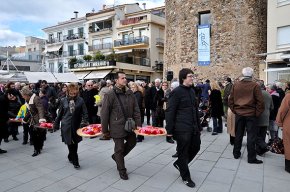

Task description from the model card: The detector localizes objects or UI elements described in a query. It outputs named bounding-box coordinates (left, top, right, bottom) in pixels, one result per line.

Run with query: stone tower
left=164, top=0, right=267, bottom=81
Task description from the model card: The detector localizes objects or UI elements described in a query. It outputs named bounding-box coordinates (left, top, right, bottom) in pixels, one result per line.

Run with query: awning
left=74, top=71, right=91, bottom=79
left=84, top=70, right=111, bottom=80
left=90, top=15, right=113, bottom=23
left=115, top=49, right=133, bottom=54
left=257, top=49, right=290, bottom=56
left=53, top=73, right=79, bottom=83
left=264, top=68, right=290, bottom=72
left=43, top=44, right=63, bottom=53
left=23, top=72, right=58, bottom=83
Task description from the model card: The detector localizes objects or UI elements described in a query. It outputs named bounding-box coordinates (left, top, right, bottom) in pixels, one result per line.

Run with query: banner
left=198, top=25, right=211, bottom=66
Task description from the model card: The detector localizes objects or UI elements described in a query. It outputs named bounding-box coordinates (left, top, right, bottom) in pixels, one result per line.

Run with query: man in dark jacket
left=80, top=80, right=98, bottom=124
left=0, top=94, right=9, bottom=153
left=223, top=77, right=233, bottom=119
left=165, top=68, right=201, bottom=188
left=101, top=71, right=141, bottom=180
left=229, top=67, right=265, bottom=164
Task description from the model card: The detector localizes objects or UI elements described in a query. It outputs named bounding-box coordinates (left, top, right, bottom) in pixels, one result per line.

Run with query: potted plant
left=106, top=51, right=116, bottom=66
left=93, top=51, right=105, bottom=61
left=83, top=55, right=92, bottom=62
left=68, top=57, right=77, bottom=68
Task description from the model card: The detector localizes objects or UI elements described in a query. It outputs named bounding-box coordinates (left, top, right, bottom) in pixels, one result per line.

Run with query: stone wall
left=164, top=0, right=267, bottom=81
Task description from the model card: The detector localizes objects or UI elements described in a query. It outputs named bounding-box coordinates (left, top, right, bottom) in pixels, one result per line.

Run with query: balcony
left=63, top=49, right=85, bottom=57
left=46, top=38, right=62, bottom=44
left=69, top=60, right=115, bottom=69
left=120, top=17, right=147, bottom=26
left=117, top=55, right=151, bottom=67
left=63, top=33, right=85, bottom=41
left=114, top=36, right=149, bottom=48
left=156, top=38, right=164, bottom=48
left=88, top=43, right=112, bottom=52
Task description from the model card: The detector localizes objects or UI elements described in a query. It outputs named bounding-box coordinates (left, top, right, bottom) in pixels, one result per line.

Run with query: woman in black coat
left=54, top=83, right=89, bottom=169
left=209, top=82, right=224, bottom=135
left=7, top=89, right=21, bottom=141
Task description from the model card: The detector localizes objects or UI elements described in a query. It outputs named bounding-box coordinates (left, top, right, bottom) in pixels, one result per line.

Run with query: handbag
left=270, top=137, right=284, bottom=154
left=114, top=90, right=136, bottom=132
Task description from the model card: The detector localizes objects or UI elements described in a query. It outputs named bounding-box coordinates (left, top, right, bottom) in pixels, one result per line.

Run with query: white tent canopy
left=53, top=72, right=79, bottom=83
left=24, top=72, right=58, bottom=83
left=74, top=71, right=91, bottom=79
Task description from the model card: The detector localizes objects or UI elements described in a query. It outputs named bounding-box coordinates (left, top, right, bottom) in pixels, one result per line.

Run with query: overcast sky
left=0, top=0, right=164, bottom=47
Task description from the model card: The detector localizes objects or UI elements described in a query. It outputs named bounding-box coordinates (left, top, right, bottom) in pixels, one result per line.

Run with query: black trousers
left=113, top=132, right=136, bottom=173
left=67, top=143, right=79, bottom=165
left=286, top=159, right=290, bottom=173
left=256, top=126, right=268, bottom=153
left=212, top=116, right=223, bottom=133
left=32, top=127, right=46, bottom=152
left=145, top=108, right=150, bottom=124
left=8, top=123, right=18, bottom=138
left=23, top=123, right=33, bottom=143
left=233, top=115, right=257, bottom=161
left=174, top=133, right=201, bottom=180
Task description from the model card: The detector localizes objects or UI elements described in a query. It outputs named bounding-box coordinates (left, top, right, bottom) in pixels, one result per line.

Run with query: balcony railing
left=117, top=56, right=150, bottom=67
left=69, top=60, right=114, bottom=69
left=88, top=43, right=112, bottom=51
left=114, top=36, right=149, bottom=47
left=46, top=38, right=62, bottom=44
left=156, top=38, right=164, bottom=47
left=120, top=17, right=147, bottom=26
left=63, top=33, right=85, bottom=41
left=63, top=49, right=85, bottom=57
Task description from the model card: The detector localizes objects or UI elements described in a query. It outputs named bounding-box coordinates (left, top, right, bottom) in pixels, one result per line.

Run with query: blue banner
left=198, top=25, right=211, bottom=66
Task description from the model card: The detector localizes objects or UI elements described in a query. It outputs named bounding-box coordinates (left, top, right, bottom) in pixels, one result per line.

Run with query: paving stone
left=198, top=151, right=221, bottom=162
left=197, top=180, right=231, bottom=192
left=133, top=162, right=166, bottom=177
left=264, top=176, right=290, bottom=192
left=205, top=168, right=236, bottom=185
left=215, top=158, right=240, bottom=171
left=0, top=179, right=21, bottom=191
left=190, top=159, right=215, bottom=173
left=230, top=177, right=262, bottom=192
left=206, top=144, right=227, bottom=153
left=111, top=173, right=149, bottom=192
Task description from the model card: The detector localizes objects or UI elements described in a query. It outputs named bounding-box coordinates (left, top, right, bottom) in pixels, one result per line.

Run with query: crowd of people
left=0, top=67, right=289, bottom=188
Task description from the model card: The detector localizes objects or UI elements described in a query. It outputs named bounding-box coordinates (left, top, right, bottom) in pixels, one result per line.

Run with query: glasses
left=87, top=85, right=93, bottom=87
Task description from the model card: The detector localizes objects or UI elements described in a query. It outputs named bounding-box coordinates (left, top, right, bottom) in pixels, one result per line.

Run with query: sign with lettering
left=198, top=25, right=211, bottom=66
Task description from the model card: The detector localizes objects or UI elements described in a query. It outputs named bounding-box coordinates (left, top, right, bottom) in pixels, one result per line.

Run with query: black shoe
left=212, top=132, right=218, bottom=135
left=74, top=164, right=80, bottom=169
left=119, top=171, right=128, bottom=180
left=22, top=141, right=27, bottom=145
left=111, top=154, right=116, bottom=162
left=172, top=152, right=178, bottom=158
left=233, top=153, right=241, bottom=159
left=32, top=151, right=40, bottom=157
left=30, top=141, right=34, bottom=145
left=99, top=136, right=110, bottom=140
left=166, top=136, right=174, bottom=144
left=173, top=161, right=179, bottom=171
left=4, top=139, right=9, bottom=143
left=248, top=159, right=263, bottom=164
left=182, top=178, right=195, bottom=188
left=136, top=138, right=143, bottom=142
left=0, top=149, right=7, bottom=154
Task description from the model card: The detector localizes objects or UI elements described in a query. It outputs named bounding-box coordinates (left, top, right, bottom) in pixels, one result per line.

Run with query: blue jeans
left=212, top=116, right=223, bottom=133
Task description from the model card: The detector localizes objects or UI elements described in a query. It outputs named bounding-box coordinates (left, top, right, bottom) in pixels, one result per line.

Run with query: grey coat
left=257, top=90, right=274, bottom=126
left=54, top=96, right=89, bottom=145
left=101, top=86, right=141, bottom=139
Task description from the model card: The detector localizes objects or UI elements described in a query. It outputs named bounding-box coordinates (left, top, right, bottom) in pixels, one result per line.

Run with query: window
left=28, top=55, right=32, bottom=60
left=78, top=28, right=84, bottom=38
left=49, top=63, right=54, bottom=72
left=277, top=25, right=290, bottom=48
left=103, top=20, right=112, bottom=29
left=68, top=29, right=74, bottom=37
left=139, top=29, right=146, bottom=37
left=57, top=32, right=62, bottom=41
left=68, top=45, right=74, bottom=56
left=49, top=34, right=53, bottom=42
left=102, top=37, right=112, bottom=49
left=92, top=20, right=112, bottom=32
left=277, top=0, right=290, bottom=6
left=199, top=11, right=211, bottom=25
left=78, top=43, right=84, bottom=55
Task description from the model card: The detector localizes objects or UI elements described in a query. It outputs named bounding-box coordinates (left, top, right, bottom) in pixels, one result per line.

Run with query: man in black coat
left=147, top=78, right=164, bottom=127
left=80, top=80, right=98, bottom=124
left=165, top=68, right=201, bottom=188
left=0, top=93, right=10, bottom=153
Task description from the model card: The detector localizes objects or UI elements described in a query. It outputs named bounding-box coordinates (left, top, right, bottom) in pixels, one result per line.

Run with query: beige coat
left=227, top=108, right=235, bottom=137
left=276, top=92, right=290, bottom=160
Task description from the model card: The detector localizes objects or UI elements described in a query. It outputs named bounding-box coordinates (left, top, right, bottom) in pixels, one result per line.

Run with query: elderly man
left=101, top=71, right=141, bottom=180
left=147, top=78, right=164, bottom=127
left=80, top=80, right=98, bottom=124
left=229, top=67, right=265, bottom=164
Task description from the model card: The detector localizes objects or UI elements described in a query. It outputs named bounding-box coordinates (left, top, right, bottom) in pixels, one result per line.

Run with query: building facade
left=42, top=12, right=87, bottom=73
left=165, top=0, right=267, bottom=81
left=261, top=0, right=290, bottom=84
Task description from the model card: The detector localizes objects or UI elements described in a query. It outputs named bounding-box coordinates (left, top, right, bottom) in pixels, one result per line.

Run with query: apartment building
left=261, top=0, right=290, bottom=83
left=42, top=12, right=87, bottom=73
left=65, top=3, right=165, bottom=82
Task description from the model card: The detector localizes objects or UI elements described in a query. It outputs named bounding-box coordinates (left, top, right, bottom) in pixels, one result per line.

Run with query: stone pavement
left=0, top=125, right=289, bottom=192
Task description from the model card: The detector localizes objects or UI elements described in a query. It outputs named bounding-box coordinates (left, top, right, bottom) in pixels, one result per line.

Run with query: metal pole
left=265, top=60, right=268, bottom=84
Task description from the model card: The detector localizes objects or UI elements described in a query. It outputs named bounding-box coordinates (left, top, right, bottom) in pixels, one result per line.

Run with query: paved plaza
left=0, top=125, right=289, bottom=192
